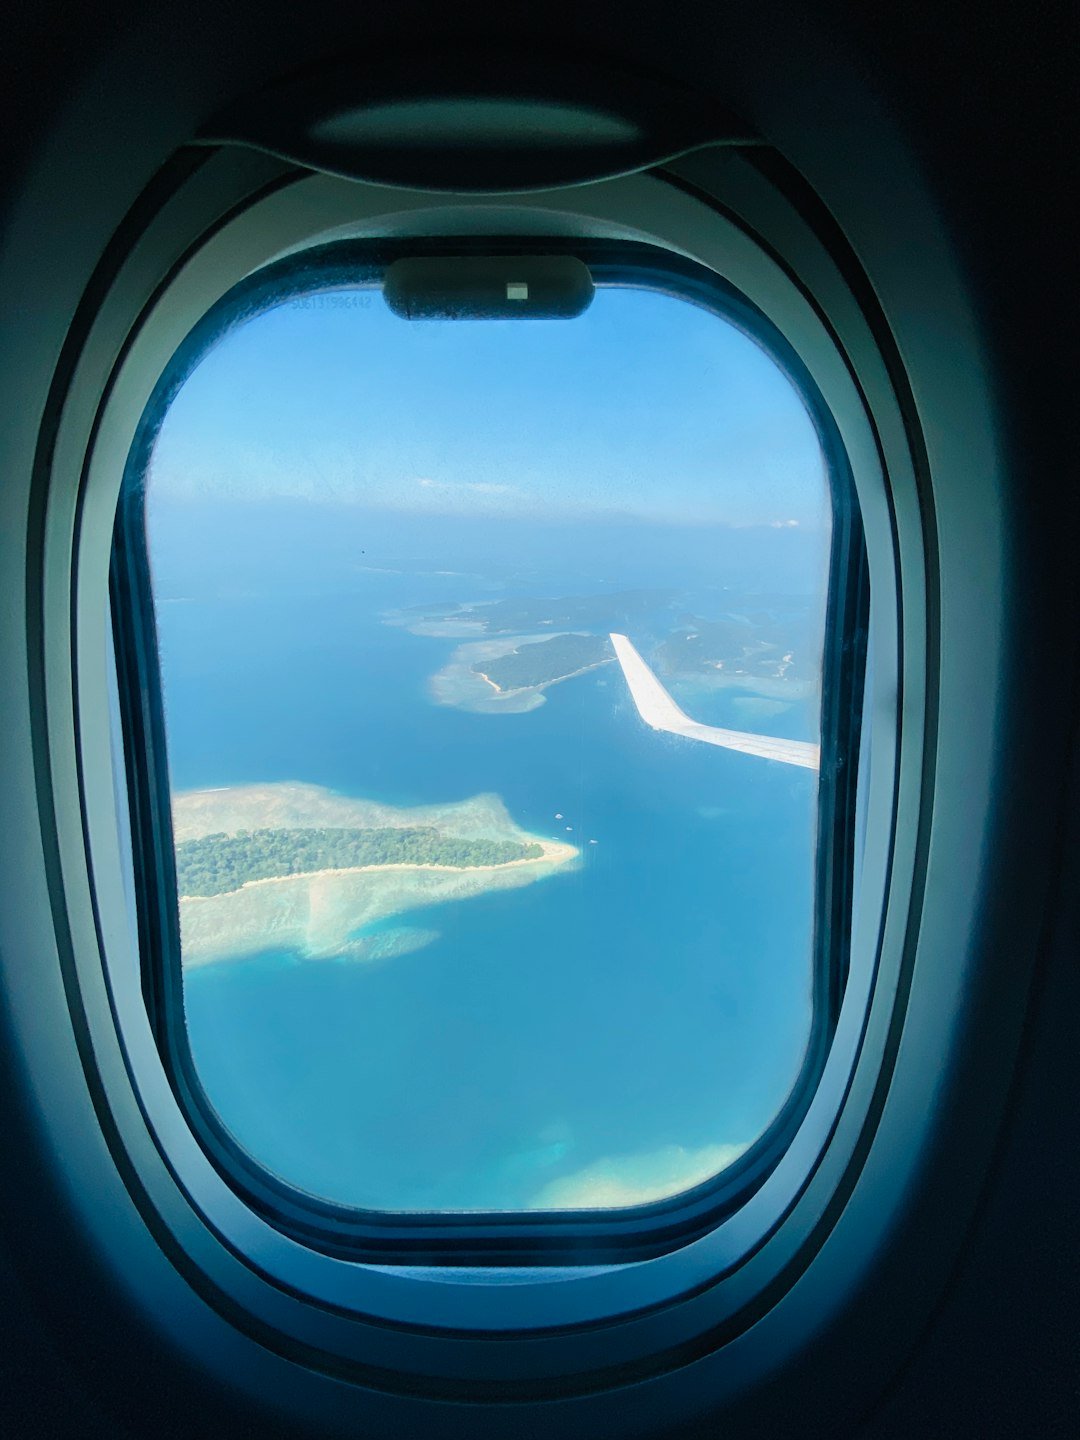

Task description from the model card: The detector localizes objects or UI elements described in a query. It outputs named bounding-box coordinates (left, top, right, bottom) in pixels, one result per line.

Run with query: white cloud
left=768, top=518, right=801, bottom=528
left=527, top=1140, right=749, bottom=1210
left=415, top=477, right=517, bottom=496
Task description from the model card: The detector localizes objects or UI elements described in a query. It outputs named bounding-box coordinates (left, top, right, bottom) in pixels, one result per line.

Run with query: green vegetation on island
left=177, top=826, right=543, bottom=897
left=473, top=632, right=612, bottom=692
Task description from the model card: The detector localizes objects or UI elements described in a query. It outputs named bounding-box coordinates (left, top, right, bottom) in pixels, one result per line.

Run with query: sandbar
left=175, top=784, right=577, bottom=969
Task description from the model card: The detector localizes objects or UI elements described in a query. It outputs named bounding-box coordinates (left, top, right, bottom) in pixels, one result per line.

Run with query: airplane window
left=113, top=245, right=859, bottom=1234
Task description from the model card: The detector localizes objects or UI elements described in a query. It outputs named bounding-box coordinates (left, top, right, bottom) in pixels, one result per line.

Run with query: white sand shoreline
left=472, top=656, right=615, bottom=700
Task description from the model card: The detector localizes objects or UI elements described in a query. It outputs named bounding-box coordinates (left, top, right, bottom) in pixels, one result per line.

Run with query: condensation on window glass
left=142, top=275, right=832, bottom=1213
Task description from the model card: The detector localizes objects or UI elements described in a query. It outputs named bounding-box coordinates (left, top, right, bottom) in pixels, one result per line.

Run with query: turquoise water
left=158, top=505, right=822, bottom=1212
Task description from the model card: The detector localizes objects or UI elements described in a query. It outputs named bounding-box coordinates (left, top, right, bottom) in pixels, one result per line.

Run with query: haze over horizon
left=150, top=284, right=828, bottom=530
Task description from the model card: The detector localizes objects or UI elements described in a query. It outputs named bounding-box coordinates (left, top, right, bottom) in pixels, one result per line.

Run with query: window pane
left=140, top=272, right=833, bottom=1213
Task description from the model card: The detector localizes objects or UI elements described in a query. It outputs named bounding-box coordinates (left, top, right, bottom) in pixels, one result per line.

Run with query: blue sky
left=150, top=284, right=829, bottom=530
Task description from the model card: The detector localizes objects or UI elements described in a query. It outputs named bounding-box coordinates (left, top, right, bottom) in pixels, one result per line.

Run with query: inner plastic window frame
left=109, top=237, right=868, bottom=1267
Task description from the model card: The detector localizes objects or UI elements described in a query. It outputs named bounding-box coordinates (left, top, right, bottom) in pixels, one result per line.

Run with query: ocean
left=155, top=501, right=823, bottom=1212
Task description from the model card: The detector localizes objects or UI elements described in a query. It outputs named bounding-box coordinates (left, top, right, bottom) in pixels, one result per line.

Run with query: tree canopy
left=176, top=826, right=543, bottom=897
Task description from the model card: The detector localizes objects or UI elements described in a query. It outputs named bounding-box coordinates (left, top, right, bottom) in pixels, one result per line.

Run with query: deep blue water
left=155, top=506, right=822, bottom=1211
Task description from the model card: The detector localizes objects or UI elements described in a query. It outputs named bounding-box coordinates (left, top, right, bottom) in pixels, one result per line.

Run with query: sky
left=150, top=283, right=829, bottom=531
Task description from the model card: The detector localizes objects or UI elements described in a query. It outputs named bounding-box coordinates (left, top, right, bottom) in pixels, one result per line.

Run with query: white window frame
left=39, top=145, right=921, bottom=1390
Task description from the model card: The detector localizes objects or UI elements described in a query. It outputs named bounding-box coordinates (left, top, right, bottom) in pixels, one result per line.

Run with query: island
left=430, top=631, right=615, bottom=714
left=177, top=827, right=544, bottom=897
left=652, top=609, right=818, bottom=692
left=472, top=632, right=613, bottom=695
left=390, top=586, right=821, bottom=715
left=174, top=783, right=576, bottom=970
left=388, top=589, right=670, bottom=639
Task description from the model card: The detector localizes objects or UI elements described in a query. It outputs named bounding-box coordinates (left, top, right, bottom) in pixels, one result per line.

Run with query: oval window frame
left=110, top=233, right=866, bottom=1265
left=41, top=150, right=922, bottom=1389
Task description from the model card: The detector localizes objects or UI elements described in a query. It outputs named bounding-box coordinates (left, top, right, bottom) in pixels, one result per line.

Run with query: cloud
left=526, top=1140, right=749, bottom=1210
left=767, top=518, right=801, bottom=528
left=415, top=477, right=518, bottom=496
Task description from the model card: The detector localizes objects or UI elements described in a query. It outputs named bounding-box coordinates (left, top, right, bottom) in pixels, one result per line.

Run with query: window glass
left=139, top=269, right=833, bottom=1213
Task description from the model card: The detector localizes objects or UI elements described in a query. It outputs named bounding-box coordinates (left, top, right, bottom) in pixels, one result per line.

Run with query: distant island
left=652, top=610, right=817, bottom=689
left=177, top=826, right=544, bottom=898
left=388, top=589, right=670, bottom=640
left=175, top=784, right=576, bottom=969
left=391, top=588, right=818, bottom=713
left=429, top=630, right=614, bottom=714
left=472, top=632, right=613, bottom=694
